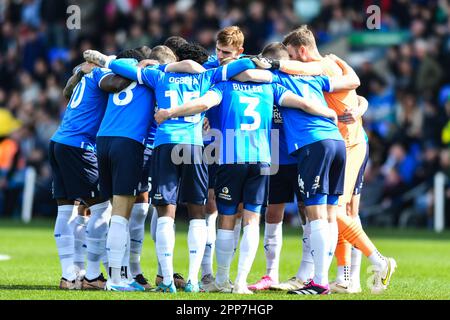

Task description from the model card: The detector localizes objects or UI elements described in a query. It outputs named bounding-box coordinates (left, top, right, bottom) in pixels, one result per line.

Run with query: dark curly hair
left=135, top=45, right=152, bottom=59
left=175, top=43, right=209, bottom=65
left=116, top=48, right=146, bottom=61
left=163, top=36, right=188, bottom=56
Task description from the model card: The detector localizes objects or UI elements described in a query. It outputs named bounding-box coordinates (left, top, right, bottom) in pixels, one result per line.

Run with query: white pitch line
left=0, top=254, right=11, bottom=261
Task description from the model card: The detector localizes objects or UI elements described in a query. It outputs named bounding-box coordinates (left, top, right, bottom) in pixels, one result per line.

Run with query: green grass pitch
left=0, top=218, right=449, bottom=300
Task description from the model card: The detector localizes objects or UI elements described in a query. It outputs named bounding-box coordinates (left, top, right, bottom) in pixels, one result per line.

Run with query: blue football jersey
left=202, top=54, right=245, bottom=70
left=202, top=55, right=220, bottom=69
left=272, top=71, right=343, bottom=154
left=51, top=67, right=112, bottom=150
left=203, top=105, right=221, bottom=145
left=203, top=54, right=245, bottom=145
left=208, top=81, right=290, bottom=164
left=272, top=104, right=297, bottom=165
left=108, top=58, right=256, bottom=148
left=97, top=59, right=155, bottom=145
left=146, top=119, right=157, bottom=149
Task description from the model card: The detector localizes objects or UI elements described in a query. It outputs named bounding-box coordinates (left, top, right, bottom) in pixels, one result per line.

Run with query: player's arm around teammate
left=63, top=62, right=95, bottom=99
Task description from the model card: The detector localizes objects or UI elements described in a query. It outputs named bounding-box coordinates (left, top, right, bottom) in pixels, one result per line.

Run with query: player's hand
left=338, top=108, right=360, bottom=124
left=155, top=108, right=172, bottom=124
left=83, top=50, right=112, bottom=67
left=138, top=59, right=159, bottom=68
left=80, top=62, right=95, bottom=74
left=250, top=55, right=280, bottom=70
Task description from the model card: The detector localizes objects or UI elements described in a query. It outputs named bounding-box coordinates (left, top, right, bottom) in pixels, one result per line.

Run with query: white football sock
left=328, top=221, right=338, bottom=269
left=297, top=222, right=314, bottom=281
left=187, top=219, right=207, bottom=285
left=149, top=206, right=163, bottom=276
left=310, top=219, right=330, bottom=286
left=85, top=201, right=111, bottom=280
left=368, top=250, right=387, bottom=270
left=215, top=229, right=234, bottom=284
left=129, top=203, right=149, bottom=277
left=102, top=251, right=108, bottom=272
left=235, top=223, right=260, bottom=286
left=264, top=222, right=282, bottom=283
left=231, top=217, right=242, bottom=259
left=156, top=216, right=175, bottom=286
left=54, top=205, right=78, bottom=281
left=201, top=212, right=217, bottom=278
left=336, top=265, right=351, bottom=284
left=106, top=215, right=128, bottom=283
left=351, top=216, right=362, bottom=286
left=121, top=230, right=131, bottom=281
left=73, top=215, right=89, bottom=273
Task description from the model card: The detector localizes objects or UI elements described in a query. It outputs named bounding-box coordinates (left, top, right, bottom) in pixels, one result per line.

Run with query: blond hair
left=217, top=26, right=244, bottom=49
left=282, top=25, right=317, bottom=49
left=149, top=45, right=177, bottom=64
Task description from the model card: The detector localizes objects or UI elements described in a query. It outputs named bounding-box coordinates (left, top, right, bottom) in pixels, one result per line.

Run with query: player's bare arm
left=155, top=91, right=221, bottom=124
left=83, top=50, right=116, bottom=68
left=137, top=59, right=159, bottom=68
left=357, top=95, right=369, bottom=116
left=281, top=91, right=338, bottom=124
left=62, top=62, right=95, bottom=99
left=278, top=59, right=323, bottom=76
left=327, top=54, right=361, bottom=91
left=164, top=60, right=206, bottom=73
left=99, top=74, right=132, bottom=93
left=233, top=69, right=274, bottom=83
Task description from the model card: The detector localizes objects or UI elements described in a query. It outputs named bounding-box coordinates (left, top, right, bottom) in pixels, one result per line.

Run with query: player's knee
left=243, top=206, right=260, bottom=226
left=266, top=204, right=284, bottom=224
left=206, top=195, right=217, bottom=214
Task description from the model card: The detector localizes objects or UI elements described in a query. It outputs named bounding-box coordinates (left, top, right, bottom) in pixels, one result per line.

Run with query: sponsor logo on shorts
left=218, top=187, right=232, bottom=201
left=154, top=193, right=163, bottom=200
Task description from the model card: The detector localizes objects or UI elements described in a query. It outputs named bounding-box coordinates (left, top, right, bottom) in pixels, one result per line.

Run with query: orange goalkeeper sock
left=334, top=232, right=352, bottom=284
left=335, top=232, right=352, bottom=267
left=336, top=212, right=376, bottom=258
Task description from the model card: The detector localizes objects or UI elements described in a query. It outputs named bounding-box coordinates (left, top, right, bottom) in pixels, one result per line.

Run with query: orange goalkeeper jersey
left=320, top=57, right=366, bottom=146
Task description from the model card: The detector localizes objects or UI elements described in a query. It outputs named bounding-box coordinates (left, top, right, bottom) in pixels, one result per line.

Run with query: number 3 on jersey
left=240, top=97, right=261, bottom=131
left=113, top=82, right=137, bottom=106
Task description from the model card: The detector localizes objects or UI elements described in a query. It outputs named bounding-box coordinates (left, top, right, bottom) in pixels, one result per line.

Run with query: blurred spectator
left=414, top=39, right=443, bottom=99
left=395, top=93, right=423, bottom=143
left=0, top=109, right=25, bottom=217
left=328, top=6, right=352, bottom=36
left=0, top=1, right=448, bottom=226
